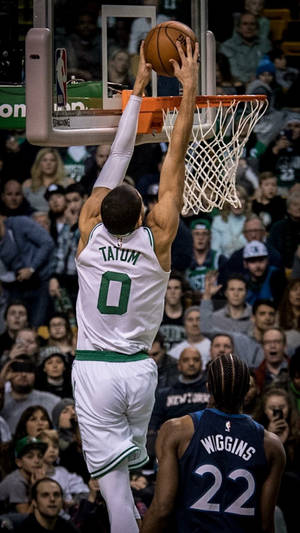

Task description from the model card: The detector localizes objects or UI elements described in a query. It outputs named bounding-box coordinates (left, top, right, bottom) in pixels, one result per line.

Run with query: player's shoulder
left=159, top=415, right=195, bottom=443
left=263, top=428, right=286, bottom=464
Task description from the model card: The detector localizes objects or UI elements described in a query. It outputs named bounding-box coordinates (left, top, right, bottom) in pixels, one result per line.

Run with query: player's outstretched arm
left=261, top=430, right=286, bottom=533
left=77, top=43, right=152, bottom=250
left=147, top=38, right=199, bottom=271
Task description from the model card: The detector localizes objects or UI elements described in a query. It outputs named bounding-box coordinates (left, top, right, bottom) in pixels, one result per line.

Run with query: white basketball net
left=163, top=97, right=268, bottom=214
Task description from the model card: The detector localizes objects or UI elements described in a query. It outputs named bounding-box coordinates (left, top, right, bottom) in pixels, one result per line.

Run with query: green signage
left=0, top=81, right=103, bottom=130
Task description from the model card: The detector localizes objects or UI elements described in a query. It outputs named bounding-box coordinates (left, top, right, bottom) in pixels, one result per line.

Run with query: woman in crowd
left=0, top=405, right=52, bottom=480
left=22, top=148, right=72, bottom=211
left=278, top=278, right=300, bottom=356
left=108, top=48, right=134, bottom=88
left=14, top=405, right=53, bottom=443
left=253, top=387, right=300, bottom=532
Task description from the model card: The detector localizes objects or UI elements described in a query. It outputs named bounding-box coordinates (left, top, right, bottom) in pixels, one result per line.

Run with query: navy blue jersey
left=176, top=408, right=268, bottom=533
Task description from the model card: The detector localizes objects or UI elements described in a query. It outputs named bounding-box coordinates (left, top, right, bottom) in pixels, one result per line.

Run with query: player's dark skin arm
left=141, top=416, right=194, bottom=532
left=261, top=430, right=286, bottom=533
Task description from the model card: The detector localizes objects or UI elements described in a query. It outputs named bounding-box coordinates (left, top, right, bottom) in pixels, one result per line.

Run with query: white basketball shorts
left=71, top=357, right=157, bottom=478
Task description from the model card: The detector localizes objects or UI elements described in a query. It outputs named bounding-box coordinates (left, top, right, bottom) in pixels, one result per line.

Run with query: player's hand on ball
left=169, top=38, right=199, bottom=89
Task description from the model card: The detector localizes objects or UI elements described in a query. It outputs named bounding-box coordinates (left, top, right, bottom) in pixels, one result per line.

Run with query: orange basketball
left=144, top=21, right=197, bottom=77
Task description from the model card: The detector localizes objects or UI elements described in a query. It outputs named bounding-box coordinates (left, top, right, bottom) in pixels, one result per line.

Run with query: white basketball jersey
left=76, top=223, right=170, bottom=354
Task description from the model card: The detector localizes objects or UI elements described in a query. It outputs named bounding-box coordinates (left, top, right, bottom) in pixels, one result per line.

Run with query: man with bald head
left=149, top=346, right=210, bottom=435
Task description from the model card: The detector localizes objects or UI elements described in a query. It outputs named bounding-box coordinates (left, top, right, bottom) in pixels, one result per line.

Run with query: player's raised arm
left=147, top=38, right=199, bottom=270
left=77, top=42, right=152, bottom=250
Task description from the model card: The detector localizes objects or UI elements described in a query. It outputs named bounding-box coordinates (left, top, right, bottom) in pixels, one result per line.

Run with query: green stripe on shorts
left=128, top=455, right=149, bottom=471
left=75, top=349, right=149, bottom=362
left=90, top=445, right=139, bottom=478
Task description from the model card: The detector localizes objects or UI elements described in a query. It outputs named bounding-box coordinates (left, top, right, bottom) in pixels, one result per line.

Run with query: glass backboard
left=24, top=0, right=215, bottom=147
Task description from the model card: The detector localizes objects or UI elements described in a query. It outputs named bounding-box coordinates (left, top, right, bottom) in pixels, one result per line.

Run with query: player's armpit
left=77, top=187, right=109, bottom=248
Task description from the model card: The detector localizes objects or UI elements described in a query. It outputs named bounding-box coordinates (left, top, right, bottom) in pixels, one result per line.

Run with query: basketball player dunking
left=141, top=354, right=286, bottom=533
left=72, top=39, right=199, bottom=532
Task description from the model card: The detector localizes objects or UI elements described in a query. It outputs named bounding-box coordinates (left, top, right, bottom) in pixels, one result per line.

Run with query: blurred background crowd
left=0, top=0, right=300, bottom=532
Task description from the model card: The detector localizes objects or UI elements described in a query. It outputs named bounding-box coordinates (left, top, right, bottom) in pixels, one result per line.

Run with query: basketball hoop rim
left=122, top=90, right=268, bottom=113
left=121, top=90, right=268, bottom=136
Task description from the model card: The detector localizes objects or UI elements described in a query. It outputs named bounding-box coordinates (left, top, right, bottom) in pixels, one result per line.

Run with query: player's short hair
left=207, top=353, right=250, bottom=411
left=101, top=184, right=142, bottom=235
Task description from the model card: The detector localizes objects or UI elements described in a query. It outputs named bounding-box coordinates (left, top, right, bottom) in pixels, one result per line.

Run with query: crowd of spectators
left=0, top=0, right=300, bottom=531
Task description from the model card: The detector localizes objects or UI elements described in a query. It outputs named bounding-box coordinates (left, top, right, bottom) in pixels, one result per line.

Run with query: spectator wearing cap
left=185, top=218, right=226, bottom=295
left=243, top=240, right=286, bottom=306
left=0, top=435, right=47, bottom=513
left=35, top=347, right=73, bottom=398
left=0, top=355, right=60, bottom=434
left=247, top=56, right=283, bottom=109
left=22, top=148, right=73, bottom=213
left=51, top=398, right=76, bottom=452
left=0, top=215, right=55, bottom=327
left=144, top=182, right=193, bottom=273
left=221, top=214, right=284, bottom=283
left=45, top=184, right=68, bottom=244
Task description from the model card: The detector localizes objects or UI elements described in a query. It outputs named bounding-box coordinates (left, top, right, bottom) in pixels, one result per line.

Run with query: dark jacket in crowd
left=0, top=216, right=55, bottom=281
left=156, top=353, right=179, bottom=391
left=14, top=512, right=80, bottom=533
left=268, top=215, right=300, bottom=269
left=149, top=374, right=210, bottom=431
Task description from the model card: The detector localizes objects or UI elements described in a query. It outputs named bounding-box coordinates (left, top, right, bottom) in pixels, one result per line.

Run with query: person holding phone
left=0, top=355, right=59, bottom=434
left=253, top=387, right=300, bottom=532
